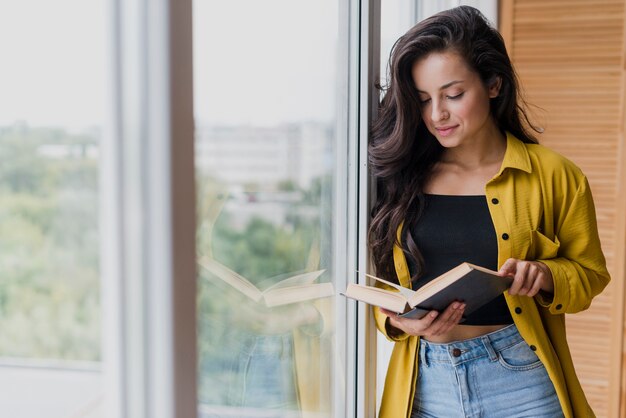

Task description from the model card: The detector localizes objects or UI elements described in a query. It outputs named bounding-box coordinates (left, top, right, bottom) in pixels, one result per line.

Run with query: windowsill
left=0, top=359, right=102, bottom=417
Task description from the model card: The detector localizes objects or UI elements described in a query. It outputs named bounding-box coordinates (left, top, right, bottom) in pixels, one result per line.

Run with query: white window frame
left=102, top=0, right=197, bottom=417
left=101, top=0, right=398, bottom=416
left=352, top=0, right=382, bottom=417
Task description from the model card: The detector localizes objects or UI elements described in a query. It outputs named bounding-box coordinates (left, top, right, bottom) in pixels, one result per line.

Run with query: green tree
left=0, top=124, right=100, bottom=361
left=196, top=173, right=330, bottom=405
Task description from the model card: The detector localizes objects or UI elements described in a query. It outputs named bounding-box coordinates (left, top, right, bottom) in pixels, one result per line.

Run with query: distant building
left=195, top=121, right=334, bottom=228
left=195, top=122, right=333, bottom=192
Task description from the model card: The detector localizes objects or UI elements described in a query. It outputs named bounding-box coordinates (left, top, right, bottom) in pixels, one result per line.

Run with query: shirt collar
left=495, top=131, right=533, bottom=176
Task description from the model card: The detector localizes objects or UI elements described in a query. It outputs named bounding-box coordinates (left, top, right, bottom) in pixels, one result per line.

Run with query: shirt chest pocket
left=526, top=229, right=560, bottom=261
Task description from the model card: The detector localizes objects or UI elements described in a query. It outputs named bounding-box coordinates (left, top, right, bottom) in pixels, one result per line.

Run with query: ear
left=488, top=76, right=502, bottom=98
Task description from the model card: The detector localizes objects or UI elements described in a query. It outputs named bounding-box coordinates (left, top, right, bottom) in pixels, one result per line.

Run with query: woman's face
left=411, top=51, right=501, bottom=148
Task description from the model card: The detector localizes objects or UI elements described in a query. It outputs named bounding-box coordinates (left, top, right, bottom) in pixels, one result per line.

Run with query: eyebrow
left=416, top=80, right=464, bottom=93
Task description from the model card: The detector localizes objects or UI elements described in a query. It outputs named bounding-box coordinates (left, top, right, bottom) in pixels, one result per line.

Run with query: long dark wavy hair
left=368, top=6, right=540, bottom=285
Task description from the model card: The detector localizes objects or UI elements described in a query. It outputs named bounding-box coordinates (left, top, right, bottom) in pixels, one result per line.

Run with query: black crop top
left=405, top=194, right=513, bottom=326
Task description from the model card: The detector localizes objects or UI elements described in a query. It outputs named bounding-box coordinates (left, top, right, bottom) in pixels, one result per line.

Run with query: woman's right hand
left=380, top=301, right=466, bottom=338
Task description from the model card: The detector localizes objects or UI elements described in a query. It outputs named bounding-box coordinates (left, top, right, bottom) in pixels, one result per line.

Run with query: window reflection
left=194, top=1, right=338, bottom=417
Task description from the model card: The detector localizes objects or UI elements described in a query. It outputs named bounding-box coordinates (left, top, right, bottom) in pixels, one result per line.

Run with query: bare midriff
left=423, top=324, right=509, bottom=343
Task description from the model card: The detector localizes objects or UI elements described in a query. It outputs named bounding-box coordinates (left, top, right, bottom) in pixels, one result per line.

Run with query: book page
left=362, top=272, right=415, bottom=300
left=342, top=283, right=409, bottom=314
left=466, top=262, right=499, bottom=275
left=198, top=257, right=263, bottom=302
left=263, top=282, right=335, bottom=307
left=264, top=269, right=326, bottom=292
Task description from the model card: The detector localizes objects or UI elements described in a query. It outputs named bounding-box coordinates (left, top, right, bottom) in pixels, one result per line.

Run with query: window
left=193, top=1, right=346, bottom=416
left=0, top=0, right=105, bottom=416
left=0, top=1, right=502, bottom=417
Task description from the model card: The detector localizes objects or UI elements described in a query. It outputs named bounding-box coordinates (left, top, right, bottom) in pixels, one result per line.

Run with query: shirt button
left=502, top=233, right=509, bottom=240
left=452, top=348, right=462, bottom=357
left=515, top=307, right=522, bottom=314
left=491, top=198, right=499, bottom=204
left=529, top=345, right=537, bottom=351
left=555, top=304, right=563, bottom=310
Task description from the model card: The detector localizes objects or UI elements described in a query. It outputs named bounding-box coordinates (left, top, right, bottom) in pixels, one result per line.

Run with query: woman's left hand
left=498, top=258, right=554, bottom=297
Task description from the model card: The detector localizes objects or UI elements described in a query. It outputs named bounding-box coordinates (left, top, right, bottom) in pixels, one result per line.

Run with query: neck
left=441, top=125, right=507, bottom=170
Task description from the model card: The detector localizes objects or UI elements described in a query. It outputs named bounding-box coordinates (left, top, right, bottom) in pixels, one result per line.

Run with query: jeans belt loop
left=481, top=335, right=498, bottom=362
left=419, top=340, right=429, bottom=368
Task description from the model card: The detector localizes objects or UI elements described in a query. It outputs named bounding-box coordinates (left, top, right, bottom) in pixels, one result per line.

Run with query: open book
left=342, top=262, right=512, bottom=319
left=199, top=256, right=334, bottom=307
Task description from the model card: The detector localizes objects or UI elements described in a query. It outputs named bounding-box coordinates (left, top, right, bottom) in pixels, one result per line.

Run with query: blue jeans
left=412, top=324, right=564, bottom=418
left=228, top=332, right=299, bottom=413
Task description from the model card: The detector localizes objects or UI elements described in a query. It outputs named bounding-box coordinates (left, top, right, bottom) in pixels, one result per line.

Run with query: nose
left=431, top=101, right=449, bottom=122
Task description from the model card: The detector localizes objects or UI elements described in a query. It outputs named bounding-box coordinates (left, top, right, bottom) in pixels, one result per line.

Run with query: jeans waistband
left=237, top=332, right=294, bottom=356
left=419, top=324, right=524, bottom=367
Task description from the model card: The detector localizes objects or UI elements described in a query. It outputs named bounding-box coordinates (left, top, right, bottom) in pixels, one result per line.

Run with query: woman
left=369, top=6, right=610, bottom=418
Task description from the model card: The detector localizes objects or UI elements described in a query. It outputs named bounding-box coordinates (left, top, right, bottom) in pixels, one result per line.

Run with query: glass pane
left=194, top=1, right=339, bottom=417
left=380, top=0, right=418, bottom=90
left=377, top=3, right=418, bottom=414
left=0, top=1, right=104, bottom=416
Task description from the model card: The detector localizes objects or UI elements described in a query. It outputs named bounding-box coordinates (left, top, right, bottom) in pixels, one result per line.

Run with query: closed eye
left=447, top=92, right=464, bottom=100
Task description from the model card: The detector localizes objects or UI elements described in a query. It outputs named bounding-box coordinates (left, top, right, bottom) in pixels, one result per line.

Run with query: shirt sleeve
left=372, top=281, right=410, bottom=342
left=535, top=176, right=611, bottom=314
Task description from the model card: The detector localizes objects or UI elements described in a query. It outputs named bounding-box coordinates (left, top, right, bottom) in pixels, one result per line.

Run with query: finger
left=407, top=310, right=439, bottom=334
left=389, top=308, right=439, bottom=336
left=396, top=310, right=435, bottom=336
left=510, top=261, right=531, bottom=295
left=450, top=306, right=466, bottom=328
left=427, top=302, right=463, bottom=335
left=438, top=302, right=462, bottom=323
left=378, top=308, right=403, bottom=332
left=438, top=304, right=465, bottom=334
left=514, top=267, right=530, bottom=296
left=386, top=313, right=404, bottom=331
left=528, top=278, right=543, bottom=297
left=498, top=258, right=517, bottom=277
left=518, top=262, right=537, bottom=296
left=535, top=261, right=555, bottom=293
left=421, top=310, right=440, bottom=326
left=431, top=306, right=465, bottom=335
left=507, top=260, right=522, bottom=295
left=528, top=269, right=545, bottom=297
left=422, top=308, right=449, bottom=336
left=518, top=264, right=538, bottom=296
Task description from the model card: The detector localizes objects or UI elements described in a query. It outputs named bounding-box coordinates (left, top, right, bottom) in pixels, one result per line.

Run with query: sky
left=0, top=0, right=338, bottom=130
left=0, top=0, right=106, bottom=130
left=192, top=0, right=338, bottom=126
left=0, top=1, right=494, bottom=131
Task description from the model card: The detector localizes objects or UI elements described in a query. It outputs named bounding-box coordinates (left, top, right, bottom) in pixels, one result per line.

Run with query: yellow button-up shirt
left=373, top=132, right=611, bottom=418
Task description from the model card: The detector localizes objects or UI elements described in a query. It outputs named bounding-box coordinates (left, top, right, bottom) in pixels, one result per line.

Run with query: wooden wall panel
left=502, top=1, right=626, bottom=417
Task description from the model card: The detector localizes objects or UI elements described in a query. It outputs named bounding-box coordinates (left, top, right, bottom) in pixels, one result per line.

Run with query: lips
left=435, top=125, right=458, bottom=137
